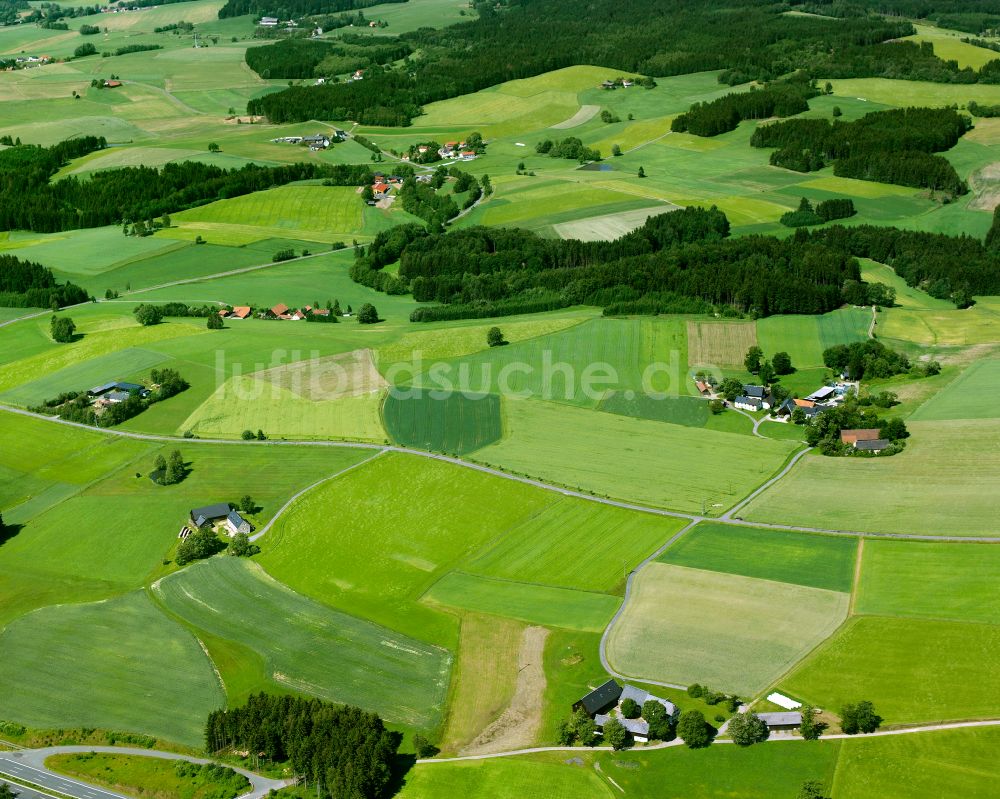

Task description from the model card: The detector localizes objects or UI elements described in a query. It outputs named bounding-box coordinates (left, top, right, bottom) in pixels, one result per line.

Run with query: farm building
left=573, top=679, right=622, bottom=715
left=756, top=711, right=802, bottom=731
left=776, top=397, right=823, bottom=419
left=855, top=438, right=890, bottom=452
left=806, top=385, right=837, bottom=403
left=104, top=79, right=122, bottom=88
left=259, top=16, right=278, bottom=25
left=743, top=385, right=771, bottom=408
left=694, top=379, right=712, bottom=395
left=267, top=303, right=290, bottom=319
left=594, top=713, right=651, bottom=741
left=734, top=396, right=764, bottom=412
left=189, top=503, right=252, bottom=536
left=840, top=428, right=881, bottom=446
left=229, top=306, right=252, bottom=319
left=89, top=381, right=150, bottom=398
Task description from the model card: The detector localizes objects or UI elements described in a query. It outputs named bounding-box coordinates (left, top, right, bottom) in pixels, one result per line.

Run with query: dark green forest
left=750, top=107, right=971, bottom=193
left=218, top=0, right=401, bottom=19
left=0, top=255, right=89, bottom=308
left=0, top=139, right=378, bottom=233
left=205, top=693, right=399, bottom=799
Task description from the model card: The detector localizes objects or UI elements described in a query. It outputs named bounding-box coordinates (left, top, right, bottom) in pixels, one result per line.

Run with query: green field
left=909, top=360, right=1000, bottom=421
left=383, top=391, right=503, bottom=454
left=467, top=498, right=686, bottom=592
left=782, top=615, right=1000, bottom=724
left=598, top=392, right=709, bottom=426
left=606, top=563, right=849, bottom=694
left=258, top=452, right=560, bottom=646
left=857, top=540, right=1000, bottom=624
left=423, top=572, right=620, bottom=632
left=741, top=420, right=1000, bottom=536
left=658, top=522, right=858, bottom=592
left=756, top=308, right=870, bottom=369
left=0, top=591, right=223, bottom=745
left=474, top=399, right=798, bottom=514
left=153, top=557, right=450, bottom=729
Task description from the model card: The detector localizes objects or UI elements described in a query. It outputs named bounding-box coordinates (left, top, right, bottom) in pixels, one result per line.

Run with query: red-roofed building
left=373, top=181, right=389, bottom=194
left=230, top=306, right=251, bottom=319
left=268, top=303, right=289, bottom=318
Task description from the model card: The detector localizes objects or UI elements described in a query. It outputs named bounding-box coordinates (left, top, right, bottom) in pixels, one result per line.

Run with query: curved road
left=0, top=746, right=290, bottom=799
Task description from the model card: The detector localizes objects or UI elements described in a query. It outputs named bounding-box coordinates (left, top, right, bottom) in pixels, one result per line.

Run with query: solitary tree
left=165, top=449, right=185, bottom=484
left=603, top=717, right=630, bottom=750
left=611, top=143, right=622, bottom=157
left=208, top=142, right=220, bottom=152
left=228, top=532, right=258, bottom=558
left=840, top=701, right=882, bottom=734
left=832, top=106, right=842, bottom=117
left=677, top=710, right=713, bottom=748
left=797, top=780, right=830, bottom=799
left=744, top=345, right=764, bottom=374
left=727, top=712, right=769, bottom=746
left=50, top=315, right=76, bottom=343
left=256, top=429, right=266, bottom=440
left=241, top=429, right=255, bottom=440
left=240, top=495, right=255, bottom=514
left=133, top=303, right=164, bottom=326
left=758, top=359, right=776, bottom=385
left=487, top=326, right=505, bottom=347
left=772, top=351, right=793, bottom=375
left=637, top=166, right=646, bottom=178
left=207, top=313, right=224, bottom=329
left=799, top=705, right=825, bottom=740
left=357, top=303, right=379, bottom=324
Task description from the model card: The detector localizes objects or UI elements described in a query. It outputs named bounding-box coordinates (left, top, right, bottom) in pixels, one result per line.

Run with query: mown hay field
left=909, top=359, right=1000, bottom=421
left=0, top=591, right=223, bottom=745
left=687, top=321, right=757, bottom=368
left=606, top=563, right=849, bottom=695
left=153, top=558, right=451, bottom=730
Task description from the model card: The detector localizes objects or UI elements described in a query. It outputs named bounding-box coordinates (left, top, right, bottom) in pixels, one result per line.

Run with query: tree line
left=672, top=78, right=817, bottom=137
left=244, top=36, right=411, bottom=80
left=751, top=107, right=971, bottom=195
left=0, top=139, right=376, bottom=233
left=205, top=693, right=400, bottom=799
left=0, top=254, right=89, bottom=308
left=789, top=0, right=1000, bottom=35
left=219, top=0, right=401, bottom=19
left=245, top=0, right=912, bottom=125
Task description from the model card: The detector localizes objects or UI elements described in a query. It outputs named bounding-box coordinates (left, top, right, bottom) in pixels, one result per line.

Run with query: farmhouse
left=775, top=397, right=823, bottom=419
left=694, top=379, right=712, bottom=395
left=743, top=385, right=771, bottom=408
left=104, top=79, right=122, bottom=88
left=840, top=428, right=881, bottom=446
left=460, top=150, right=477, bottom=160
left=755, top=711, right=802, bottom=731
left=734, top=396, right=764, bottom=412
left=574, top=681, right=678, bottom=743
left=229, top=306, right=252, bottom=319
left=267, top=303, right=290, bottom=319
left=189, top=503, right=252, bottom=536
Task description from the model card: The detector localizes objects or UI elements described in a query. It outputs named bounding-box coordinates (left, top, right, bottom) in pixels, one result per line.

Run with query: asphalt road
left=0, top=756, right=127, bottom=799
left=2, top=781, right=70, bottom=799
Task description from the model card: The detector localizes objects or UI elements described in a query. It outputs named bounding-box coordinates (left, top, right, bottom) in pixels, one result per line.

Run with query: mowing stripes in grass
left=0, top=591, right=223, bottom=746
left=816, top=307, right=871, bottom=351
left=423, top=572, right=620, bottom=632
left=657, top=522, right=857, bottom=592
left=383, top=391, right=503, bottom=455
left=153, top=558, right=450, bottom=729
left=687, top=321, right=757, bottom=368
left=607, top=563, right=849, bottom=695
left=857, top=540, right=1000, bottom=624
left=598, top=392, right=709, bottom=427
left=468, top=498, right=686, bottom=592
left=781, top=615, right=1000, bottom=724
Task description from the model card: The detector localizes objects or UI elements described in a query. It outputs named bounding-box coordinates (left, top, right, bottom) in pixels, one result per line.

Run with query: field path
left=0, top=746, right=291, bottom=799
left=551, top=105, right=601, bottom=129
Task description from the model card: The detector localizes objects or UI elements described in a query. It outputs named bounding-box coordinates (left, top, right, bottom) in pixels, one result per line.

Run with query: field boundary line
left=849, top=537, right=865, bottom=615
left=721, top=446, right=812, bottom=521
left=598, top=518, right=699, bottom=690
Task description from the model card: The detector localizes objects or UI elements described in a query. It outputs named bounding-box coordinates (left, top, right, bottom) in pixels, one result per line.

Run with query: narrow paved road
left=0, top=746, right=290, bottom=799
left=418, top=718, right=1000, bottom=763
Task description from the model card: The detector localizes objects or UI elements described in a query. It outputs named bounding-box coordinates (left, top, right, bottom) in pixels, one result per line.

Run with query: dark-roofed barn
left=572, top=679, right=622, bottom=715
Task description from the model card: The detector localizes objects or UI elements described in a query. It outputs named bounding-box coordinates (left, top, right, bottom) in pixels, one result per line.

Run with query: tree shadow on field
left=0, top=523, right=24, bottom=547
left=387, top=752, right=417, bottom=797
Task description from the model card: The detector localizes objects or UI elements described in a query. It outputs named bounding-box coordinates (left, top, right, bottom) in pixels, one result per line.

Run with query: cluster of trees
left=823, top=340, right=910, bottom=381
left=205, top=693, right=400, bottom=799
left=535, top=137, right=601, bottom=162
left=968, top=99, right=1000, bottom=117
left=0, top=0, right=28, bottom=26
left=153, top=449, right=187, bottom=486
left=244, top=36, right=410, bottom=80
left=752, top=107, right=971, bottom=195
left=31, top=370, right=188, bottom=428
left=0, top=254, right=89, bottom=309
left=788, top=0, right=1000, bottom=34
left=672, top=79, right=817, bottom=137
left=780, top=197, right=856, bottom=228
left=0, top=138, right=373, bottom=233
left=176, top=528, right=224, bottom=566
left=244, top=0, right=912, bottom=125
left=109, top=43, right=162, bottom=56
left=170, top=761, right=249, bottom=799
left=840, top=700, right=882, bottom=734
left=842, top=278, right=895, bottom=307
left=804, top=398, right=909, bottom=455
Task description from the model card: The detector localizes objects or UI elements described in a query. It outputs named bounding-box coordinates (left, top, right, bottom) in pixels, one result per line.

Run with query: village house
left=734, top=395, right=764, bottom=412
left=229, top=306, right=252, bottom=319
left=460, top=150, right=477, bottom=160
left=840, top=428, right=881, bottom=446
left=189, top=503, right=252, bottom=536
left=266, top=303, right=290, bottom=319
left=743, top=385, right=771, bottom=408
